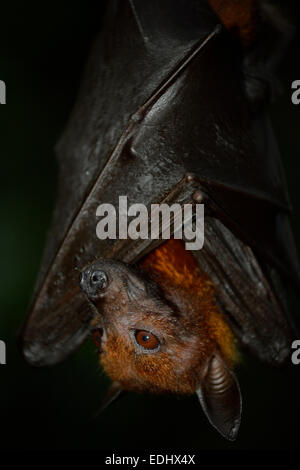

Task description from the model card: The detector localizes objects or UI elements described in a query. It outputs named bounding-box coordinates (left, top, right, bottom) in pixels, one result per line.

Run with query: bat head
left=80, top=258, right=241, bottom=441
left=79, top=258, right=202, bottom=394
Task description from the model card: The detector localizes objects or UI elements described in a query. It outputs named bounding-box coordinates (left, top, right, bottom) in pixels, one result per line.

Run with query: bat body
left=21, top=0, right=299, bottom=440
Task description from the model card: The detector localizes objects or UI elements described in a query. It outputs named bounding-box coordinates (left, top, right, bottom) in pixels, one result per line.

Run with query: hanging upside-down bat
left=80, top=239, right=242, bottom=440
left=21, top=0, right=299, bottom=440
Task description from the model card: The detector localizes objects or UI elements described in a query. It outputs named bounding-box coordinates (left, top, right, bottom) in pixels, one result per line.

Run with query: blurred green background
left=0, top=0, right=300, bottom=451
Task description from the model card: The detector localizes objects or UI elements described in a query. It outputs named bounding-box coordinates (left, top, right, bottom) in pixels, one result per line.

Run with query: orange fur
left=209, top=0, right=259, bottom=46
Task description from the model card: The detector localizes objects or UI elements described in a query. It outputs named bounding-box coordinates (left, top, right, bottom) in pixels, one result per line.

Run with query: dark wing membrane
left=200, top=114, right=300, bottom=288
left=129, top=35, right=300, bottom=286
left=192, top=217, right=294, bottom=365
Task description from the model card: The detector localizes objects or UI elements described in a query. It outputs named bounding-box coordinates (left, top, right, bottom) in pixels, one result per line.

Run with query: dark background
left=0, top=0, right=300, bottom=451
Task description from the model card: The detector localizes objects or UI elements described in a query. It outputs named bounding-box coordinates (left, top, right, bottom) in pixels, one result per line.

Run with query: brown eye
left=135, top=330, right=160, bottom=350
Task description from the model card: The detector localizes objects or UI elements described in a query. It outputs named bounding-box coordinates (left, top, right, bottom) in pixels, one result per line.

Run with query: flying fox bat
left=20, top=0, right=299, bottom=441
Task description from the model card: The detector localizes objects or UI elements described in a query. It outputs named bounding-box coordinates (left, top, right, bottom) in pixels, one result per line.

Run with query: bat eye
left=135, top=330, right=160, bottom=350
left=90, top=270, right=108, bottom=290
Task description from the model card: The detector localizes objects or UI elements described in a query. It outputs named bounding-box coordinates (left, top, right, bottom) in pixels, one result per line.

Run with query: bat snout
left=79, top=266, right=109, bottom=299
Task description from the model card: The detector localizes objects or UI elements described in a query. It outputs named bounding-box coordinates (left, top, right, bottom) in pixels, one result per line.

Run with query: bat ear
left=196, top=353, right=242, bottom=441
left=125, top=271, right=146, bottom=301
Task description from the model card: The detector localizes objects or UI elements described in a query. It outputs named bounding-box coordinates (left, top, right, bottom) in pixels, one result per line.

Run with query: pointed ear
left=93, top=381, right=125, bottom=418
left=196, top=353, right=242, bottom=441
left=125, top=271, right=146, bottom=301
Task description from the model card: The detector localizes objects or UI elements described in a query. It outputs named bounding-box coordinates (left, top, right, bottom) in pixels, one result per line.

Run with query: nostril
left=90, top=270, right=108, bottom=289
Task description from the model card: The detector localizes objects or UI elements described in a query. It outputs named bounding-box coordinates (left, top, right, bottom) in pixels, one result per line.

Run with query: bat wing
left=21, top=0, right=299, bottom=366
left=193, top=217, right=295, bottom=365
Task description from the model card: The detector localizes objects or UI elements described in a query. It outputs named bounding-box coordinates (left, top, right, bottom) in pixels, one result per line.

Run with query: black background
left=0, top=0, right=300, bottom=452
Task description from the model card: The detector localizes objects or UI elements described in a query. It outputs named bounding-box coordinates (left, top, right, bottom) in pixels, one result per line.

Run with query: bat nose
left=79, top=267, right=108, bottom=298
left=79, top=270, right=87, bottom=289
